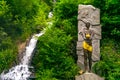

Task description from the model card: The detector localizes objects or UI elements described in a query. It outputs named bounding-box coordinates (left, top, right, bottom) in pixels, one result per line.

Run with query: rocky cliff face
left=17, top=37, right=31, bottom=62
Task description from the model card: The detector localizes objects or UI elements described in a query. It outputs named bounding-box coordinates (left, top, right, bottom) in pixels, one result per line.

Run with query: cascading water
left=20, top=33, right=43, bottom=65
left=0, top=33, right=43, bottom=80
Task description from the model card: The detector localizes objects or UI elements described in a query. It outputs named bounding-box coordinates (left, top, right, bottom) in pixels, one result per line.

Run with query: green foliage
left=36, top=69, right=58, bottom=80
left=42, top=0, right=54, bottom=9
left=0, top=49, right=17, bottom=73
left=93, top=0, right=120, bottom=39
left=93, top=39, right=120, bottom=80
left=33, top=1, right=50, bottom=30
left=53, top=0, right=79, bottom=62
left=77, top=0, right=94, bottom=4
left=0, top=37, right=12, bottom=50
left=53, top=0, right=78, bottom=29
left=0, top=0, right=9, bottom=15
left=0, top=28, right=17, bottom=73
left=0, top=0, right=50, bottom=74
left=54, top=0, right=77, bottom=20
left=32, top=27, right=78, bottom=79
left=0, top=0, right=51, bottom=41
left=0, top=28, right=7, bottom=42
left=0, top=0, right=49, bottom=41
left=7, top=0, right=39, bottom=20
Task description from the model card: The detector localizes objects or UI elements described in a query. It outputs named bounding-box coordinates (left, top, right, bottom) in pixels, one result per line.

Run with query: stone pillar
left=77, top=5, right=101, bottom=70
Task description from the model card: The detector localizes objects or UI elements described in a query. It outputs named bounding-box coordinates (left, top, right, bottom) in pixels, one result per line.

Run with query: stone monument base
left=75, top=72, right=104, bottom=80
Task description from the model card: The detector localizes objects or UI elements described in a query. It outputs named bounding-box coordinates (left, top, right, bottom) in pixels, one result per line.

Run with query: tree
left=32, top=27, right=78, bottom=79
left=93, top=0, right=120, bottom=39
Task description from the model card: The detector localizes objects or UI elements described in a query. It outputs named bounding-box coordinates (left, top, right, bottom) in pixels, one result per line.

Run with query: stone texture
left=77, top=5, right=101, bottom=70
left=92, top=40, right=100, bottom=61
left=75, top=73, right=104, bottom=80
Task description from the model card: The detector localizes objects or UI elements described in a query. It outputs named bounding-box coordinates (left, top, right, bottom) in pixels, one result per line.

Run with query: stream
left=0, top=33, right=43, bottom=80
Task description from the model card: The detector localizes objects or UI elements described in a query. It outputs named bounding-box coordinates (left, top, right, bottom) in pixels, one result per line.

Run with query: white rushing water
left=0, top=33, right=43, bottom=80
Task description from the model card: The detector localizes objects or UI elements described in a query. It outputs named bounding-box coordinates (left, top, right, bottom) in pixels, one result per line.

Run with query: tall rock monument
left=76, top=4, right=104, bottom=80
left=77, top=4, right=101, bottom=70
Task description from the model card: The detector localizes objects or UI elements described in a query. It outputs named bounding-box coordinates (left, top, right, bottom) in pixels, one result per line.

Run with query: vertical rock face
left=77, top=5, right=101, bottom=70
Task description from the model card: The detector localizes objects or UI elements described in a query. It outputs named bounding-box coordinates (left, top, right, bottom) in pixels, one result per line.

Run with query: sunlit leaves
left=0, top=49, right=17, bottom=73
left=0, top=1, right=9, bottom=15
left=32, top=27, right=78, bottom=79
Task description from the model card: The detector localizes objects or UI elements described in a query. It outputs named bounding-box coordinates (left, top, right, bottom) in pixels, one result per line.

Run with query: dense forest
left=0, top=0, right=120, bottom=80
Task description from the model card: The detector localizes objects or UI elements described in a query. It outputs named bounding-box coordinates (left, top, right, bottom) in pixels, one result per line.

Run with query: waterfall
left=0, top=33, right=43, bottom=80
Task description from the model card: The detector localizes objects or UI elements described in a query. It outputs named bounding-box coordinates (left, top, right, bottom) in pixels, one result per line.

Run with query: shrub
left=32, top=27, right=78, bottom=79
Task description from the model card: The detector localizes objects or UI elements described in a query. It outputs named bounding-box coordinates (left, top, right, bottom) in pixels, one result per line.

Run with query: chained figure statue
left=79, top=22, right=95, bottom=72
